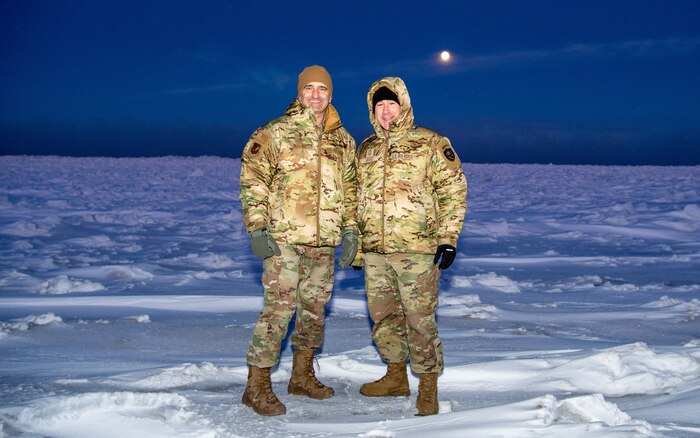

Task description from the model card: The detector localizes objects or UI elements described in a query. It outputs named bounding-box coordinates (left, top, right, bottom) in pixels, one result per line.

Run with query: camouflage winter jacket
left=240, top=98, right=358, bottom=247
left=356, top=77, right=467, bottom=257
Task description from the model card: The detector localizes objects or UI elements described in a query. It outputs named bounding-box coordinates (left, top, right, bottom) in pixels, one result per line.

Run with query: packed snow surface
left=1, top=156, right=699, bottom=437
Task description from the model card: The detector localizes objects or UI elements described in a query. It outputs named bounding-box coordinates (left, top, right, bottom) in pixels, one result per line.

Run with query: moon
left=440, top=50, right=451, bottom=62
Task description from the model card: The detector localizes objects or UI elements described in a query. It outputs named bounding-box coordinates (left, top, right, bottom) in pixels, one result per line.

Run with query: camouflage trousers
left=364, top=252, right=443, bottom=374
left=247, top=243, right=335, bottom=368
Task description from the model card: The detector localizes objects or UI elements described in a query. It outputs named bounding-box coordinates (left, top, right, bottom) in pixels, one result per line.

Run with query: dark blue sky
left=2, top=0, right=699, bottom=164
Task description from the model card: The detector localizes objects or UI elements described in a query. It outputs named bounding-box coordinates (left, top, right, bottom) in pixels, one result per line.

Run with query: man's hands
left=250, top=227, right=281, bottom=259
left=338, top=230, right=359, bottom=269
left=433, top=244, right=456, bottom=270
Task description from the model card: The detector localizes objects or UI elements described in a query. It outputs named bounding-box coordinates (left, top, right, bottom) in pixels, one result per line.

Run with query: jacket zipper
left=381, top=135, right=388, bottom=252
left=316, top=129, right=323, bottom=247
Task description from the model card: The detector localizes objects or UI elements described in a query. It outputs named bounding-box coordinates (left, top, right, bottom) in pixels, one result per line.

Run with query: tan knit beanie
left=297, top=65, right=333, bottom=98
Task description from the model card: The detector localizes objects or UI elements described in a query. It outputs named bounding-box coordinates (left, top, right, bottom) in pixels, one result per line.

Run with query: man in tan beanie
left=239, top=65, right=358, bottom=416
left=296, top=65, right=333, bottom=123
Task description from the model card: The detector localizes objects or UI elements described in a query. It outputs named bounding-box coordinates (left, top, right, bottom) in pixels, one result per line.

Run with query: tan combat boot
left=287, top=349, right=334, bottom=399
left=415, top=372, right=439, bottom=416
left=241, top=365, right=286, bottom=416
left=359, top=362, right=410, bottom=397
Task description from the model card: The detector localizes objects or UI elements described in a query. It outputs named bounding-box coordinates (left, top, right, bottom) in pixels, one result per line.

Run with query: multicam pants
left=364, top=252, right=443, bottom=374
left=247, top=243, right=335, bottom=368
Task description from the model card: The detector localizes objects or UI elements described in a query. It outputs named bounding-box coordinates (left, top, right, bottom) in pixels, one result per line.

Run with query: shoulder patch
left=436, top=139, right=461, bottom=171
left=443, top=146, right=456, bottom=162
left=247, top=129, right=272, bottom=156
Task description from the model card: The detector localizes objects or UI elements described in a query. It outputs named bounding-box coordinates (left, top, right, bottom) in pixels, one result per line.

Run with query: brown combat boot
left=415, top=372, right=439, bottom=416
left=359, top=362, right=410, bottom=397
left=241, top=365, right=286, bottom=416
left=287, top=349, right=334, bottom=399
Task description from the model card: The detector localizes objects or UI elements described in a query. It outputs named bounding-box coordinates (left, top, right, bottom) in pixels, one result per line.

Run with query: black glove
left=352, top=265, right=363, bottom=271
left=433, top=244, right=456, bottom=270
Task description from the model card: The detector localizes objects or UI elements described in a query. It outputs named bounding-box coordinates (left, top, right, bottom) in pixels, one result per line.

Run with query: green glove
left=250, top=227, right=281, bottom=259
left=337, top=230, right=358, bottom=269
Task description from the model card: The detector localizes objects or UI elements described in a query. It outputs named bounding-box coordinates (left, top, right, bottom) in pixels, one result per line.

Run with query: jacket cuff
left=438, top=236, right=458, bottom=247
left=352, top=248, right=365, bottom=267
left=248, top=221, right=268, bottom=235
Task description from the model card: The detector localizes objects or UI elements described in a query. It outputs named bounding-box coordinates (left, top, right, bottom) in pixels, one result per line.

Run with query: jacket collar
left=285, top=98, right=342, bottom=134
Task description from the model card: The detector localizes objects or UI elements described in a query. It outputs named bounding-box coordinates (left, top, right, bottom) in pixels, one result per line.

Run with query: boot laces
left=377, top=363, right=403, bottom=384
left=376, top=373, right=392, bottom=384
left=305, top=356, right=327, bottom=389
left=260, top=372, right=280, bottom=402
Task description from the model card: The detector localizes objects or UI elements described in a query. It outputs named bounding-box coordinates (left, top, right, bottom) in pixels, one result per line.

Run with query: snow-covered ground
left=1, top=155, right=699, bottom=437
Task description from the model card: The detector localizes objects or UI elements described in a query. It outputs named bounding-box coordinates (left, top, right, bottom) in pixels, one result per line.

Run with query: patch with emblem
left=248, top=129, right=271, bottom=156
left=443, top=147, right=456, bottom=162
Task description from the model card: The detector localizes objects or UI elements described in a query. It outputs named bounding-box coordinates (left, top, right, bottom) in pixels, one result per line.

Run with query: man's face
left=375, top=100, right=401, bottom=131
left=299, top=82, right=330, bottom=115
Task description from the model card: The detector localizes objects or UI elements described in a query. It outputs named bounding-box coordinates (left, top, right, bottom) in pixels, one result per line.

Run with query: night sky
left=2, top=0, right=699, bottom=165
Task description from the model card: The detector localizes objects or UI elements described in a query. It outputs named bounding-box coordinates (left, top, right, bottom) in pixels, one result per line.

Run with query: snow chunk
left=10, top=240, right=34, bottom=250
left=13, top=392, right=217, bottom=438
left=545, top=275, right=642, bottom=293
left=123, top=314, right=151, bottom=323
left=21, top=313, right=63, bottom=326
left=484, top=219, right=510, bottom=236
left=0, top=220, right=52, bottom=237
left=285, top=393, right=655, bottom=437
left=359, top=430, right=397, bottom=438
left=188, top=168, right=204, bottom=177
left=441, top=342, right=700, bottom=397
left=160, top=252, right=236, bottom=269
left=438, top=294, right=497, bottom=319
left=112, top=362, right=245, bottom=390
left=555, top=394, right=631, bottom=426
left=0, top=270, right=42, bottom=291
left=38, top=275, right=106, bottom=294
left=452, top=272, right=521, bottom=293
left=103, top=265, right=153, bottom=280
left=65, top=235, right=116, bottom=248
left=679, top=204, right=700, bottom=219
left=552, top=343, right=700, bottom=396
left=1, top=313, right=63, bottom=338
left=68, top=265, right=154, bottom=281
left=642, top=296, right=700, bottom=321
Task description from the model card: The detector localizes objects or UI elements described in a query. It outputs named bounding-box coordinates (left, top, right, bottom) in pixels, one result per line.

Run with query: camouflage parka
left=356, top=77, right=467, bottom=257
left=240, top=98, right=358, bottom=247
